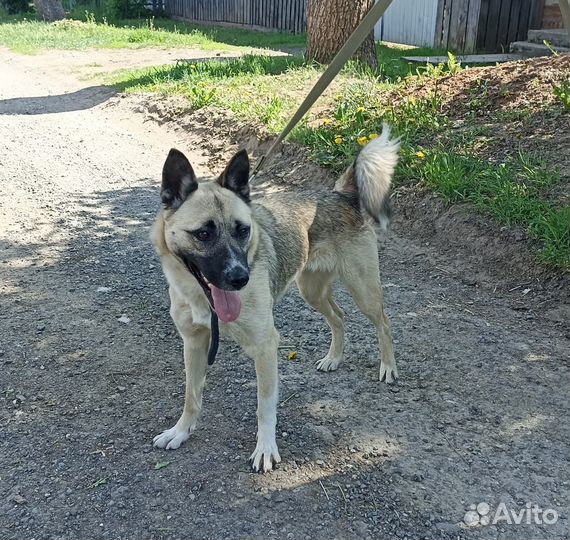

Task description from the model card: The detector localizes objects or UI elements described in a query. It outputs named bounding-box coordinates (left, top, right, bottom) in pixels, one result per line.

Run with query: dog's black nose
left=225, top=265, right=249, bottom=289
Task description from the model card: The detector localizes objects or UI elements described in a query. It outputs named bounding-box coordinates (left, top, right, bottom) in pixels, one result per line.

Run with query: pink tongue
left=210, top=285, right=242, bottom=323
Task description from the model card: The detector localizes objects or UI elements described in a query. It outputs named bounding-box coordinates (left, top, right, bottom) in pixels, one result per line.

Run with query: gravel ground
left=0, top=48, right=568, bottom=540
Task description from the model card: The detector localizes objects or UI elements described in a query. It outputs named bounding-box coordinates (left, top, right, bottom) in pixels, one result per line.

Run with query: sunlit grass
left=0, top=14, right=305, bottom=54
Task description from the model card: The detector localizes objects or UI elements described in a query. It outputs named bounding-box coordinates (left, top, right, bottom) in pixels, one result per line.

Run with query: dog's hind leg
left=340, top=237, right=397, bottom=383
left=153, top=296, right=209, bottom=450
left=297, top=270, right=345, bottom=372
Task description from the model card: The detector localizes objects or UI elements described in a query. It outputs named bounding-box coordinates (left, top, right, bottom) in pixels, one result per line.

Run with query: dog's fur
left=151, top=126, right=400, bottom=472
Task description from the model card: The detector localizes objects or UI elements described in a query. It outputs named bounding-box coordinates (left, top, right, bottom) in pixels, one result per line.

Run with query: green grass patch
left=292, top=87, right=446, bottom=170
left=111, top=43, right=450, bottom=133
left=112, top=54, right=314, bottom=130
left=0, top=14, right=305, bottom=54
left=400, top=148, right=569, bottom=270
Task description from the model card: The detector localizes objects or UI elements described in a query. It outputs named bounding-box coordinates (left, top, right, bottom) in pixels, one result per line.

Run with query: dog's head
left=158, top=148, right=253, bottom=323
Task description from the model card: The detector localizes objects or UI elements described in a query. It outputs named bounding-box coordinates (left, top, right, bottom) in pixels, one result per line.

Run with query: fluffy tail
left=336, top=124, right=400, bottom=229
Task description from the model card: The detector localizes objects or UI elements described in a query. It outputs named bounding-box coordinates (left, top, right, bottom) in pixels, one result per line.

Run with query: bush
left=104, top=0, right=149, bottom=19
left=1, top=0, right=32, bottom=14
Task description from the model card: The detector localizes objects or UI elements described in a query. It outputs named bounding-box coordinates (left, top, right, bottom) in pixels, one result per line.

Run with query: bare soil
left=0, top=48, right=568, bottom=540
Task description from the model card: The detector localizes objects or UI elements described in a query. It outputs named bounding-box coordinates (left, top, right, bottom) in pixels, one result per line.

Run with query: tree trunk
left=34, top=0, right=65, bottom=21
left=306, top=0, right=378, bottom=69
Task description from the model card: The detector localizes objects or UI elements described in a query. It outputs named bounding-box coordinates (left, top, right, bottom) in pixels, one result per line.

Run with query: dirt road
left=0, top=47, right=568, bottom=540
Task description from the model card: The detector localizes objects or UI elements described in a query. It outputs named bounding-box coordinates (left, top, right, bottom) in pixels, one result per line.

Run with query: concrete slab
left=403, top=53, right=526, bottom=65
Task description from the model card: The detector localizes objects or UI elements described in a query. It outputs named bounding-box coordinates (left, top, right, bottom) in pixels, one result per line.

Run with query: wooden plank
left=291, top=0, right=296, bottom=33
left=295, top=0, right=301, bottom=33
left=483, top=0, right=503, bottom=51
left=496, top=0, right=513, bottom=50
left=465, top=0, right=482, bottom=50
left=517, top=0, right=532, bottom=38
left=404, top=52, right=525, bottom=62
left=560, top=0, right=570, bottom=35
left=506, top=0, right=522, bottom=45
left=476, top=0, right=490, bottom=49
left=435, top=0, right=447, bottom=47
left=440, top=0, right=453, bottom=49
left=448, top=0, right=470, bottom=50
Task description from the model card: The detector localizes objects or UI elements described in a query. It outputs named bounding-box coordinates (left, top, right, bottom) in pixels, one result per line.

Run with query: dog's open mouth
left=183, top=259, right=241, bottom=323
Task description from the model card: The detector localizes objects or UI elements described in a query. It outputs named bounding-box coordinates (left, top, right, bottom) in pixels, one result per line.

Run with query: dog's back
left=251, top=124, right=400, bottom=294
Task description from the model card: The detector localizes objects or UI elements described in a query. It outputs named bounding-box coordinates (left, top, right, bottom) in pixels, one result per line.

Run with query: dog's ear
left=217, top=149, right=250, bottom=202
left=161, top=149, right=198, bottom=209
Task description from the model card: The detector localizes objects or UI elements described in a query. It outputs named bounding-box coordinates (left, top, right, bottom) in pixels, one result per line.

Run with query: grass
left=112, top=54, right=315, bottom=130
left=110, top=43, right=447, bottom=132
left=400, top=149, right=568, bottom=269
left=0, top=13, right=305, bottom=54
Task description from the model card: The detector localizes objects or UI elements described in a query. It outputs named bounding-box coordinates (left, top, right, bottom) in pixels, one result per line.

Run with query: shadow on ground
left=0, top=86, right=115, bottom=115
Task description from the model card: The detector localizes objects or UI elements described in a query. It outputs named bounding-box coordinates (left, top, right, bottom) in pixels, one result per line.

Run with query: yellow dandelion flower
left=416, top=151, right=426, bottom=159
left=356, top=106, right=365, bottom=113
left=287, top=351, right=297, bottom=361
left=334, top=136, right=343, bottom=145
left=368, top=133, right=378, bottom=140
left=357, top=136, right=368, bottom=146
left=190, top=64, right=197, bottom=69
left=322, top=118, right=332, bottom=125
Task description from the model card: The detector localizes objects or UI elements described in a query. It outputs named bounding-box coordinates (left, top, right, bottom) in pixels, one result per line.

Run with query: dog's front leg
left=244, top=326, right=281, bottom=472
left=153, top=325, right=209, bottom=450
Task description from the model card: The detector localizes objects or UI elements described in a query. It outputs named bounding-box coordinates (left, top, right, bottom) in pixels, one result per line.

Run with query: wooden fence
left=164, top=0, right=540, bottom=51
left=163, top=0, right=306, bottom=33
left=435, top=0, right=541, bottom=52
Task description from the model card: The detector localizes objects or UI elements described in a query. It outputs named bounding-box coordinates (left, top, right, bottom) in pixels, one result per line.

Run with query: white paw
left=316, top=354, right=342, bottom=372
left=250, top=438, right=281, bottom=472
left=153, top=425, right=191, bottom=450
left=379, top=361, right=398, bottom=384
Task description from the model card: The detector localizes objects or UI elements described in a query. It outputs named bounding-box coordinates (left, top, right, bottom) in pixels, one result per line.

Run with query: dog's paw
left=379, top=361, right=398, bottom=384
left=153, top=425, right=191, bottom=450
left=249, top=439, right=281, bottom=473
left=316, top=354, right=342, bottom=372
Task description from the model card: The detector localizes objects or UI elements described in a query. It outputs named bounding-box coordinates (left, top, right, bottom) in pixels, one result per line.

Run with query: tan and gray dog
left=151, top=125, right=400, bottom=472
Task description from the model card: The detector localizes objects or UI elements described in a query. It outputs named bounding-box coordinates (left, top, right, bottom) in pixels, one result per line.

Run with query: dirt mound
left=411, top=54, right=569, bottom=116
left=401, top=55, right=570, bottom=183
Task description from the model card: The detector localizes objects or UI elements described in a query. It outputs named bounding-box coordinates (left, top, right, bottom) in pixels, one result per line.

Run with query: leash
left=208, top=0, right=393, bottom=365
left=249, top=0, right=394, bottom=183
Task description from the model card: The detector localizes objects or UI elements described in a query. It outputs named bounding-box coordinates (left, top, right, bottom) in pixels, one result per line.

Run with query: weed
left=543, top=40, right=560, bottom=57
left=187, top=83, right=217, bottom=109
left=446, top=51, right=462, bottom=75
left=552, top=80, right=570, bottom=111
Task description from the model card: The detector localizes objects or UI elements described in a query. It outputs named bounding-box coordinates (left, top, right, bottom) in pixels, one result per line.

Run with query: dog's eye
left=236, top=223, right=250, bottom=239
left=194, top=229, right=210, bottom=242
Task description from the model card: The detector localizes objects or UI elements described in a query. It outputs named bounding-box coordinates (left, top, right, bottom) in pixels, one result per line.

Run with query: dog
left=151, top=125, right=400, bottom=472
